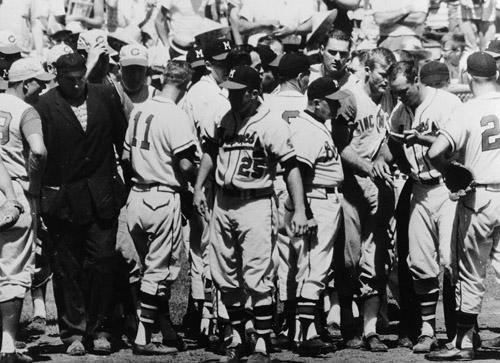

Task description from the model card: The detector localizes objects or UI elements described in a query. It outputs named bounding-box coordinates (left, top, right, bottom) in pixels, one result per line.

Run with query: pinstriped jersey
left=341, top=75, right=391, bottom=161
left=389, top=87, right=461, bottom=181
left=0, top=93, right=40, bottom=187
left=441, top=92, right=500, bottom=184
left=290, top=111, right=343, bottom=187
left=125, top=95, right=197, bottom=189
left=205, top=102, right=295, bottom=191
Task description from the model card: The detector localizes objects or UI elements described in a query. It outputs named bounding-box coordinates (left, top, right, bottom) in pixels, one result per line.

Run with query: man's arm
left=176, top=145, right=198, bottom=186
left=282, top=158, right=308, bottom=236
left=193, top=142, right=217, bottom=217
left=373, top=5, right=425, bottom=27
left=427, top=134, right=453, bottom=175
left=155, top=7, right=170, bottom=46
left=237, top=17, right=279, bottom=36
left=67, top=0, right=104, bottom=28
left=26, top=134, right=47, bottom=198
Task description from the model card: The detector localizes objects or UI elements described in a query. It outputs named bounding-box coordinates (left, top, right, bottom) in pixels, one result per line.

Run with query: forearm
left=341, top=145, right=373, bottom=177
left=28, top=150, right=46, bottom=197
left=284, top=166, right=306, bottom=212
left=295, top=18, right=312, bottom=36
left=373, top=7, right=411, bottom=26
left=194, top=152, right=215, bottom=192
left=238, top=18, right=268, bottom=35
left=376, top=142, right=394, bottom=164
left=155, top=12, right=170, bottom=46
left=0, top=162, right=16, bottom=200
left=401, top=12, right=427, bottom=26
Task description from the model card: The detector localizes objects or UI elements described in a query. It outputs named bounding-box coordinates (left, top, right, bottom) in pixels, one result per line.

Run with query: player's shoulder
left=435, top=87, right=462, bottom=104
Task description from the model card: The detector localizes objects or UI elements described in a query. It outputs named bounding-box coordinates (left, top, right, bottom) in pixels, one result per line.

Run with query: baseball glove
left=444, top=161, right=475, bottom=200
left=0, top=200, right=24, bottom=232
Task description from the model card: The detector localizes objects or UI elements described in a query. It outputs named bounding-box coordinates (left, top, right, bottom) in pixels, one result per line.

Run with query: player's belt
left=417, top=177, right=443, bottom=186
left=133, top=183, right=176, bottom=193
left=218, top=186, right=273, bottom=200
left=474, top=183, right=500, bottom=192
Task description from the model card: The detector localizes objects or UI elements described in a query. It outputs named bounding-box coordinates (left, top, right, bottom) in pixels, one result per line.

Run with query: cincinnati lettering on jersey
left=357, top=112, right=386, bottom=133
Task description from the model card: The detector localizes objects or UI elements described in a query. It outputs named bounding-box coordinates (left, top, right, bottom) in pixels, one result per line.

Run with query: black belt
left=133, top=183, right=175, bottom=192
left=219, top=186, right=273, bottom=200
left=418, top=177, right=442, bottom=186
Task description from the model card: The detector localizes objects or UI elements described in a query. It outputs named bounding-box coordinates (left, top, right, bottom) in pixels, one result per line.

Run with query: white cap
left=46, top=44, right=74, bottom=65
left=119, top=44, right=148, bottom=67
left=9, top=58, right=55, bottom=83
left=77, top=29, right=118, bottom=56
left=0, top=30, right=22, bottom=54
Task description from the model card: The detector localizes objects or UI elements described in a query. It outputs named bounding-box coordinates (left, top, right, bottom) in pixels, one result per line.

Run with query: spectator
left=65, top=0, right=105, bottom=32
left=371, top=0, right=430, bottom=51
left=459, top=0, right=497, bottom=52
left=35, top=53, right=128, bottom=356
left=441, top=33, right=467, bottom=83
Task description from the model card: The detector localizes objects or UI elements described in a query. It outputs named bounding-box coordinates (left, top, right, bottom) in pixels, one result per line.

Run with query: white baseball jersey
left=205, top=102, right=295, bottom=191
left=290, top=110, right=343, bottom=188
left=0, top=93, right=42, bottom=188
left=125, top=95, right=197, bottom=190
left=441, top=91, right=500, bottom=184
left=341, top=75, right=391, bottom=161
left=390, top=87, right=462, bottom=181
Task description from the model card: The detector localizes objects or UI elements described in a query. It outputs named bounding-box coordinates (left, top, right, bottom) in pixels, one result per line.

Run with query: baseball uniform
left=125, top=95, right=197, bottom=297
left=389, top=87, right=462, bottom=341
left=440, top=91, right=500, bottom=315
left=0, top=93, right=39, bottom=302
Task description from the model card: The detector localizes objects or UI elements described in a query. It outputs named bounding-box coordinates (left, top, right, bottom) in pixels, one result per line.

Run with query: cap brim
left=0, top=44, right=22, bottom=55
left=268, top=54, right=282, bottom=67
left=484, top=50, right=500, bottom=59
left=325, top=90, right=349, bottom=100
left=220, top=80, right=247, bottom=89
left=190, top=59, right=205, bottom=68
left=212, top=52, right=229, bottom=61
left=120, top=59, right=149, bottom=67
left=34, top=72, right=56, bottom=82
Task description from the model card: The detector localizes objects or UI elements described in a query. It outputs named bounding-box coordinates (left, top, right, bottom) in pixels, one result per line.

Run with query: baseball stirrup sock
left=138, top=292, right=160, bottom=343
left=297, top=298, right=317, bottom=340
left=254, top=304, right=274, bottom=353
left=417, top=289, right=439, bottom=335
left=226, top=305, right=246, bottom=346
left=456, top=312, right=477, bottom=349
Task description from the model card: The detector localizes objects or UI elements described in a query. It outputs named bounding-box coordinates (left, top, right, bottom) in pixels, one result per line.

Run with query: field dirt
left=18, top=262, right=500, bottom=363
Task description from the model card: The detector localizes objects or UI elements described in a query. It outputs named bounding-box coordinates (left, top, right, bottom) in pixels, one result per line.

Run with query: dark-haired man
left=35, top=53, right=128, bottom=356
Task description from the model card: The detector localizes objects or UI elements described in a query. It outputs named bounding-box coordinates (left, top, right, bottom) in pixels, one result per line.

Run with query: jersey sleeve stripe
left=172, top=139, right=196, bottom=154
left=278, top=150, right=296, bottom=163
left=296, top=155, right=314, bottom=168
left=438, top=129, right=457, bottom=153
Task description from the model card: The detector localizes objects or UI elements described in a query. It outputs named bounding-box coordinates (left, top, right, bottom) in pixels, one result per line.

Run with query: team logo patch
left=222, top=41, right=231, bottom=51
left=8, top=35, right=15, bottom=44
left=195, top=49, right=203, bottom=58
left=95, top=35, right=105, bottom=44
left=131, top=48, right=140, bottom=56
left=229, top=69, right=236, bottom=79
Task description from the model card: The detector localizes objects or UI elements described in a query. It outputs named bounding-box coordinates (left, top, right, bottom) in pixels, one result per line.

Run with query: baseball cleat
left=345, top=335, right=363, bottom=349
left=362, top=334, right=388, bottom=352
left=25, top=316, right=46, bottom=336
left=397, top=335, right=414, bottom=349
left=425, top=343, right=474, bottom=361
left=133, top=342, right=178, bottom=355
left=66, top=339, right=85, bottom=356
left=0, top=352, right=33, bottom=363
left=247, top=351, right=271, bottom=363
left=413, top=335, right=439, bottom=354
left=296, top=337, right=335, bottom=356
left=92, top=336, right=112, bottom=355
left=219, top=344, right=245, bottom=363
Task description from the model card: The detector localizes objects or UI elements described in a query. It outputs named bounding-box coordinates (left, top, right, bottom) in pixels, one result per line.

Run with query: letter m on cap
left=223, top=41, right=231, bottom=50
left=195, top=49, right=203, bottom=58
left=229, top=69, right=236, bottom=78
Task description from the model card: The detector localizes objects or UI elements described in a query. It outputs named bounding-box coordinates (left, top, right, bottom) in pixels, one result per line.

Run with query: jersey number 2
left=131, top=111, right=153, bottom=151
left=481, top=115, right=500, bottom=151
left=0, top=111, right=12, bottom=145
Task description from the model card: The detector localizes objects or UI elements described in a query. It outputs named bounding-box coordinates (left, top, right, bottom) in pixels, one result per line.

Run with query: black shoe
left=133, top=342, right=178, bottom=355
left=425, top=342, right=474, bottom=361
left=26, top=316, right=46, bottom=336
left=363, top=334, right=388, bottom=352
left=247, top=351, right=271, bottom=363
left=0, top=352, right=33, bottom=363
left=326, top=323, right=343, bottom=342
left=163, top=335, right=187, bottom=352
left=246, top=332, right=258, bottom=354
left=272, top=333, right=291, bottom=350
left=296, top=337, right=335, bottom=356
left=92, top=336, right=112, bottom=355
left=219, top=344, right=245, bottom=363
left=398, top=335, right=413, bottom=349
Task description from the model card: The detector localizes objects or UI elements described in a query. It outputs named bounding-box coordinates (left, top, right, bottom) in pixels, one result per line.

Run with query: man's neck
left=472, top=82, right=498, bottom=97
left=5, top=87, right=24, bottom=102
left=364, top=82, right=383, bottom=104
left=279, top=80, right=304, bottom=95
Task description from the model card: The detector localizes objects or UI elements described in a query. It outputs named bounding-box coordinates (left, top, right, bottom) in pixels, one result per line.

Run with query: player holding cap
left=285, top=77, right=347, bottom=356
left=194, top=65, right=308, bottom=363
left=427, top=52, right=500, bottom=361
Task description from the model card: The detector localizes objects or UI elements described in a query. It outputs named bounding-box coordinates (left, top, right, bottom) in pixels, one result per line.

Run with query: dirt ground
left=18, top=264, right=500, bottom=363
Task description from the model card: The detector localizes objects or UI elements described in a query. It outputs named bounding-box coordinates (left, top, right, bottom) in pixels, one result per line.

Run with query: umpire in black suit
left=35, top=53, right=128, bottom=356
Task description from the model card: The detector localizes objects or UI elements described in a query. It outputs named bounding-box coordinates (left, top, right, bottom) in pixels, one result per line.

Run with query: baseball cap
left=307, top=76, right=349, bottom=101
left=220, top=65, right=261, bottom=90
left=0, top=30, right=22, bottom=55
left=77, top=29, right=118, bottom=56
left=419, top=61, right=450, bottom=85
left=119, top=44, right=148, bottom=67
left=54, top=52, right=87, bottom=74
left=467, top=52, right=497, bottom=77
left=484, top=40, right=500, bottom=60
left=8, top=58, right=55, bottom=83
left=46, top=44, right=74, bottom=66
left=275, top=52, right=310, bottom=78
left=204, top=38, right=233, bottom=61
left=186, top=46, right=205, bottom=68
left=255, top=45, right=277, bottom=70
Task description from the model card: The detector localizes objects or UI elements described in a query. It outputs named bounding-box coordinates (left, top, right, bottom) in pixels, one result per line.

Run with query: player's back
left=264, top=89, right=307, bottom=124
left=445, top=92, right=500, bottom=184
left=127, top=96, right=196, bottom=189
left=0, top=93, right=33, bottom=182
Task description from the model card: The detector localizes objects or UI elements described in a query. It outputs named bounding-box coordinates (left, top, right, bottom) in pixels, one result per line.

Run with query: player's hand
left=193, top=189, right=207, bottom=218
left=260, top=19, right=280, bottom=31
left=273, top=25, right=296, bottom=38
left=372, top=158, right=394, bottom=187
left=290, top=209, right=308, bottom=236
left=85, top=43, right=108, bottom=74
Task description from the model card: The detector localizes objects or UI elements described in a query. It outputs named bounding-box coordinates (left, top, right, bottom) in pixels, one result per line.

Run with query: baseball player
left=426, top=52, right=500, bottom=361
left=0, top=58, right=49, bottom=363
left=193, top=65, right=308, bottom=363
left=373, top=61, right=462, bottom=353
left=285, top=77, right=347, bottom=356
left=262, top=51, right=309, bottom=348
left=318, top=30, right=397, bottom=351
left=124, top=60, right=198, bottom=356
left=182, top=38, right=234, bottom=348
